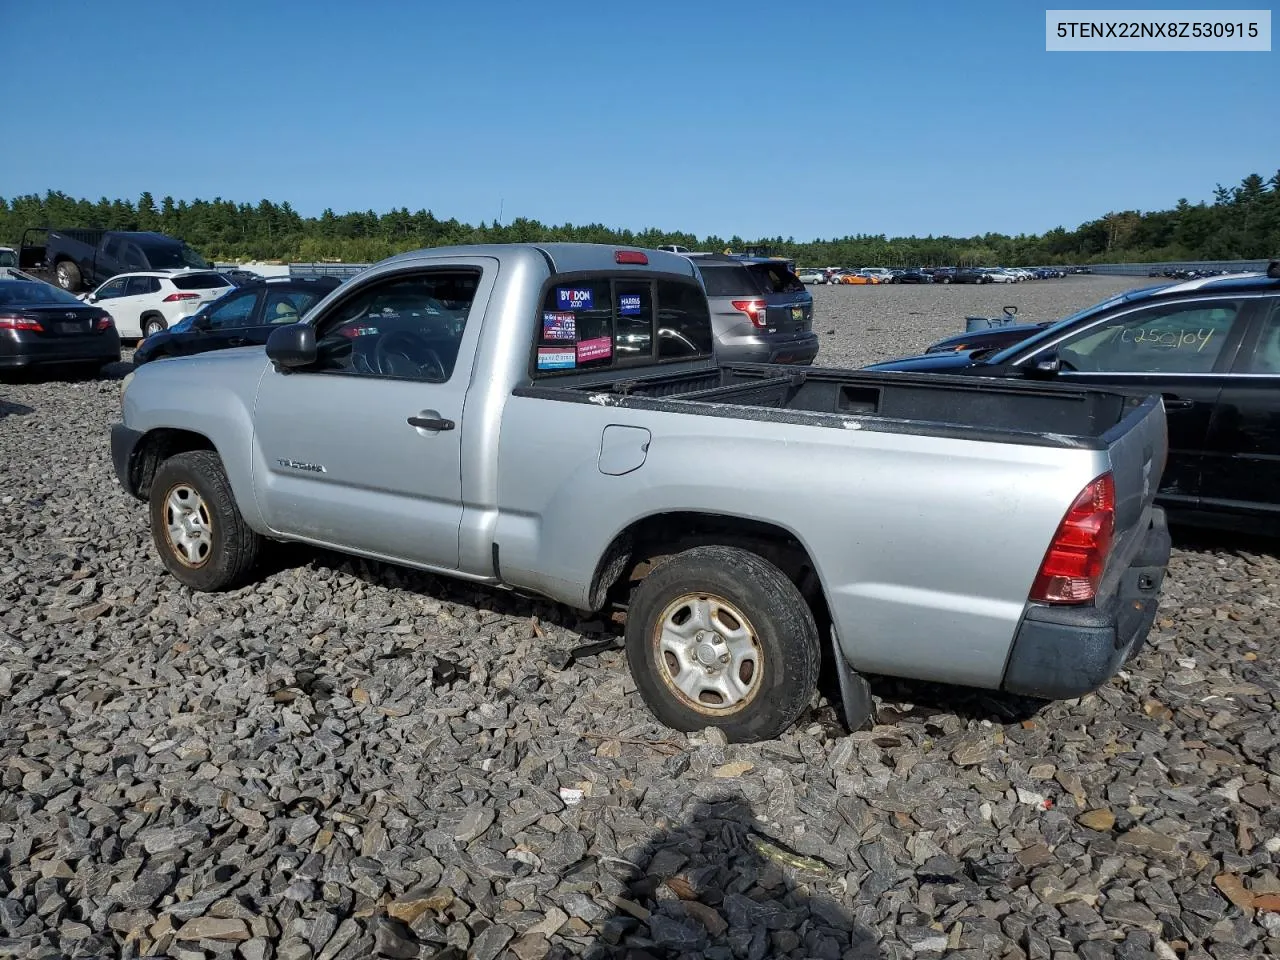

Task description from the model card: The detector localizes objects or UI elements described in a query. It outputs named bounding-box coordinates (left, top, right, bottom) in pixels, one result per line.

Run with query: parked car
left=838, top=273, right=881, bottom=285
left=867, top=261, right=1280, bottom=535
left=0, top=247, right=17, bottom=269
left=112, top=242, right=1171, bottom=742
left=894, top=268, right=933, bottom=284
left=0, top=278, right=120, bottom=375
left=18, top=228, right=213, bottom=292
left=986, top=268, right=1019, bottom=284
left=797, top=268, right=827, bottom=285
left=859, top=267, right=893, bottom=284
left=927, top=267, right=957, bottom=284
left=687, top=254, right=818, bottom=363
left=133, top=276, right=342, bottom=366
left=81, top=270, right=234, bottom=339
left=951, top=267, right=993, bottom=284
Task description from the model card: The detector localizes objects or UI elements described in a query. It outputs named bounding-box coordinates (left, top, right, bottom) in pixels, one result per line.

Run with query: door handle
left=407, top=415, right=455, bottom=431
left=1162, top=396, right=1195, bottom=411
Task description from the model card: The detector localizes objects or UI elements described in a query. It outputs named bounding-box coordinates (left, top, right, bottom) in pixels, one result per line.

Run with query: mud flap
left=831, top=627, right=874, bottom=732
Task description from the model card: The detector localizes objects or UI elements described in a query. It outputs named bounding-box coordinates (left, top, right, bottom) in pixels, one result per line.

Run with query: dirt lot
left=1, top=275, right=1277, bottom=960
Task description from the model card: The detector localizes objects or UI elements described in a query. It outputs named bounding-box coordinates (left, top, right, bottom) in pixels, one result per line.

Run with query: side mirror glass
left=265, top=322, right=317, bottom=369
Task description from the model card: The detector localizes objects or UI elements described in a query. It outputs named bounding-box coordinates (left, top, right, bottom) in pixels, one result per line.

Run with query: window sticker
left=577, top=336, right=613, bottom=363
left=537, top=348, right=577, bottom=370
left=542, top=311, right=577, bottom=341
left=619, top=293, right=642, bottom=315
left=556, top=287, right=593, bottom=311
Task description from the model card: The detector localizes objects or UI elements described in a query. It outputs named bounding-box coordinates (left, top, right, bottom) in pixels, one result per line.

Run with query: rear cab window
left=532, top=274, right=713, bottom=376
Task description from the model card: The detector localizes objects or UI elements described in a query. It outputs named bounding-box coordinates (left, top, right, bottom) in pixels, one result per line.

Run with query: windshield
left=0, top=280, right=84, bottom=306
left=137, top=241, right=212, bottom=270
left=0, top=250, right=16, bottom=268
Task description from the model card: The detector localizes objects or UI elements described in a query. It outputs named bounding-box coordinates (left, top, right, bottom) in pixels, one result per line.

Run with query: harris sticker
left=619, top=293, right=642, bottom=315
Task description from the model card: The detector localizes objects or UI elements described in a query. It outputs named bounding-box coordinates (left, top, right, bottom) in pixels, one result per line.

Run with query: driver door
left=250, top=261, right=494, bottom=571
left=1017, top=296, right=1249, bottom=506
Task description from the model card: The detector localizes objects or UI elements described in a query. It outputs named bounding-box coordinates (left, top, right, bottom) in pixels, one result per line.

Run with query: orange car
left=836, top=272, right=881, bottom=285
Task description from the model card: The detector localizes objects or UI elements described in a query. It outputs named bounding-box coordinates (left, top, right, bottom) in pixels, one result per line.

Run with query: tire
left=148, top=450, right=262, bottom=592
left=625, top=545, right=821, bottom=742
left=55, top=261, right=82, bottom=292
left=942, top=277, right=951, bottom=284
left=141, top=315, right=168, bottom=338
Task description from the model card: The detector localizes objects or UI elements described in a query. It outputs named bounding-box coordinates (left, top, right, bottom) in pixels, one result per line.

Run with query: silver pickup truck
left=111, top=244, right=1172, bottom=742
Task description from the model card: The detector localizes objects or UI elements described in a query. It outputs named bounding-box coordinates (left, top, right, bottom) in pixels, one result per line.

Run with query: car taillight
left=615, top=250, right=648, bottom=264
left=163, top=292, right=201, bottom=302
left=731, top=299, right=768, bottom=328
left=0, top=315, right=43, bottom=332
left=1029, top=473, right=1115, bottom=605
left=96, top=313, right=114, bottom=331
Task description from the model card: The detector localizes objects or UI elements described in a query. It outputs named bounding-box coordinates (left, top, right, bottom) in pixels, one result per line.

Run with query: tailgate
left=1098, top=394, right=1167, bottom=589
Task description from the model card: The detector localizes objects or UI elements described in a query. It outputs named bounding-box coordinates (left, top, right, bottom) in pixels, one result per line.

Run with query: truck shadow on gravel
left=266, top=543, right=1046, bottom=732
left=0, top=399, right=35, bottom=418
left=574, top=798, right=883, bottom=960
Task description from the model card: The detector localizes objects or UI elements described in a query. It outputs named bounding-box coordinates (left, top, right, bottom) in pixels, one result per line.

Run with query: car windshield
left=0, top=250, right=17, bottom=268
left=136, top=241, right=212, bottom=270
left=0, top=280, right=84, bottom=306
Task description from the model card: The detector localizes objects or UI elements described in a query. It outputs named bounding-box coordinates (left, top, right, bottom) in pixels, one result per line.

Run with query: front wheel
left=149, top=450, right=262, bottom=591
left=625, top=545, right=821, bottom=742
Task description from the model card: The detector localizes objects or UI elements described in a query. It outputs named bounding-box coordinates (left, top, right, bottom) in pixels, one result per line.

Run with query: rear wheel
left=149, top=450, right=262, bottom=591
left=54, top=261, right=82, bottom=292
left=625, top=545, right=821, bottom=742
left=141, top=315, right=168, bottom=338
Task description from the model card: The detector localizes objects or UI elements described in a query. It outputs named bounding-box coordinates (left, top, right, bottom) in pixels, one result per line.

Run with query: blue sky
left=3, top=0, right=1274, bottom=240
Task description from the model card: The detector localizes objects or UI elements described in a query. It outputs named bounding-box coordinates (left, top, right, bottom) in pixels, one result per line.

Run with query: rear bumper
left=0, top=332, right=121, bottom=368
left=1001, top=506, right=1171, bottom=699
left=717, top=331, right=820, bottom=365
left=111, top=423, right=145, bottom=498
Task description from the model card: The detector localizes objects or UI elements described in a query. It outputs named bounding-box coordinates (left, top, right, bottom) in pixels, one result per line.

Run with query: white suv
left=82, top=270, right=234, bottom=339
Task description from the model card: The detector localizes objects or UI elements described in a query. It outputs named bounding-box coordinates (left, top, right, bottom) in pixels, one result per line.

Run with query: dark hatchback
left=867, top=264, right=1280, bottom=535
left=688, top=254, right=818, bottom=363
left=0, top=279, right=120, bottom=375
left=133, top=276, right=341, bottom=366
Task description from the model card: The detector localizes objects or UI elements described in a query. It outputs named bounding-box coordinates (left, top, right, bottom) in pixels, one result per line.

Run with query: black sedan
left=133, top=276, right=341, bottom=366
left=894, top=268, right=933, bottom=284
left=867, top=263, right=1280, bottom=535
left=0, top=278, right=120, bottom=376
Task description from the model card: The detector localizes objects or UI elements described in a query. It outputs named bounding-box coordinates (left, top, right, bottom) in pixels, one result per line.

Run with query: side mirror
left=1027, top=351, right=1062, bottom=378
left=192, top=312, right=211, bottom=331
left=1267, top=259, right=1279, bottom=280
left=265, top=323, right=316, bottom=369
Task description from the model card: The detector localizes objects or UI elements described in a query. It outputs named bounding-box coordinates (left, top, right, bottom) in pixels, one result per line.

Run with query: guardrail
left=1081, top=259, right=1270, bottom=277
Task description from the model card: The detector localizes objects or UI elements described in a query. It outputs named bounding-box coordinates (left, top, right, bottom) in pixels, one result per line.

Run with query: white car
left=81, top=269, right=234, bottom=339
left=797, top=269, right=827, bottom=284
left=986, top=269, right=1019, bottom=283
left=858, top=267, right=893, bottom=283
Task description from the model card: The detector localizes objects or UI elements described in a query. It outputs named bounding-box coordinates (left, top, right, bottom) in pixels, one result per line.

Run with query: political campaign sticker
left=619, top=293, right=642, bottom=315
left=577, top=336, right=613, bottom=363
left=537, top=348, right=576, bottom=370
left=556, top=287, right=593, bottom=311
left=542, top=311, right=576, bottom=341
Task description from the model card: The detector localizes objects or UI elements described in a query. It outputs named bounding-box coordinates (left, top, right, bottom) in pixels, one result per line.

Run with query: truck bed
left=517, top=362, right=1150, bottom=450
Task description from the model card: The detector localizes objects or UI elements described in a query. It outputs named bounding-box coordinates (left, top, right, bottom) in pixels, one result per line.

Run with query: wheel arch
left=125, top=427, right=218, bottom=501
left=587, top=510, right=832, bottom=628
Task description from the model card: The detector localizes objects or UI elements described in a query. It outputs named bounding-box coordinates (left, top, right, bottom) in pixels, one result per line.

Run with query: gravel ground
left=2, top=276, right=1278, bottom=960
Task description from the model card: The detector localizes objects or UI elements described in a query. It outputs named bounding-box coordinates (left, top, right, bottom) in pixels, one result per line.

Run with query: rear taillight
left=96, top=313, right=114, bottom=331
left=0, top=315, right=43, bottom=332
left=163, top=292, right=200, bottom=302
left=1029, top=473, right=1115, bottom=605
left=615, top=250, right=648, bottom=264
left=731, top=298, right=768, bottom=328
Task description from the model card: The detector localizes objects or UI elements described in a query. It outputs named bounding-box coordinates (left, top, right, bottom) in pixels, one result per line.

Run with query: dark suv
left=686, top=255, right=817, bottom=364
left=133, top=276, right=342, bottom=365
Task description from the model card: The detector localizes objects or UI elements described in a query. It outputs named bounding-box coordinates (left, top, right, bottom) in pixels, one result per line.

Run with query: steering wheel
left=374, top=330, right=446, bottom=381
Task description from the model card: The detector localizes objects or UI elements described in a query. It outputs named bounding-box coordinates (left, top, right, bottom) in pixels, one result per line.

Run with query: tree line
left=1, top=171, right=1277, bottom=268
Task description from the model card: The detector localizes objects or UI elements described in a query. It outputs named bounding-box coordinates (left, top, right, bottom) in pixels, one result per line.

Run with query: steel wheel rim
left=653, top=593, right=763, bottom=715
left=162, top=484, right=213, bottom=567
